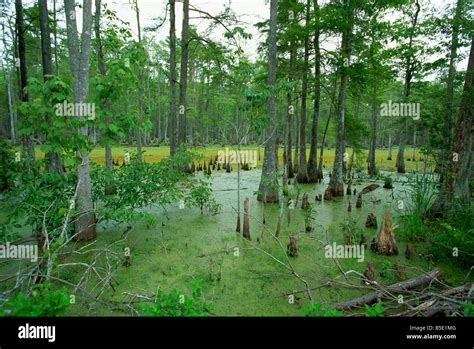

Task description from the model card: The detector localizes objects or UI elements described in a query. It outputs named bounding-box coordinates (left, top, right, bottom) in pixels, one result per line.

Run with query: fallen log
left=391, top=284, right=472, bottom=317
left=359, top=183, right=380, bottom=196
left=333, top=268, right=442, bottom=310
left=355, top=183, right=380, bottom=208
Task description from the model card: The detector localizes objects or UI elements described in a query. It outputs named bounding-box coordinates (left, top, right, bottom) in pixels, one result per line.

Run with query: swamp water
left=2, top=169, right=468, bottom=316
left=61, top=169, right=469, bottom=316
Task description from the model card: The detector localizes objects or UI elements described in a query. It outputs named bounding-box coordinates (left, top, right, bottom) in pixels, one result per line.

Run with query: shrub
left=383, top=176, right=393, bottom=189
left=427, top=207, right=474, bottom=268
left=364, top=303, right=384, bottom=317
left=187, top=179, right=222, bottom=215
left=91, top=149, right=193, bottom=224
left=304, top=203, right=316, bottom=232
left=397, top=173, right=473, bottom=267
left=461, top=301, right=474, bottom=316
left=340, top=218, right=363, bottom=245
left=139, top=281, right=211, bottom=317
left=397, top=174, right=437, bottom=241
left=0, top=166, right=76, bottom=239
left=1, top=282, right=70, bottom=316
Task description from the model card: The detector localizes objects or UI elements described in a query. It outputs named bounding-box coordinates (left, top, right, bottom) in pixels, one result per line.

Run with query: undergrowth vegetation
left=397, top=174, right=473, bottom=267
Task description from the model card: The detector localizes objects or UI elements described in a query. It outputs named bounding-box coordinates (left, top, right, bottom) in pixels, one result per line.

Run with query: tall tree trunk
left=293, top=95, right=299, bottom=174
left=367, top=14, right=379, bottom=176
left=15, top=0, right=35, bottom=161
left=318, top=76, right=337, bottom=180
left=368, top=58, right=378, bottom=175
left=437, top=0, right=464, bottom=183
left=157, top=68, right=162, bottom=141
left=2, top=23, right=16, bottom=142
left=396, top=0, right=420, bottom=173
left=169, top=0, right=177, bottom=156
left=327, top=1, right=353, bottom=197
left=430, top=36, right=473, bottom=216
left=318, top=107, right=331, bottom=180
left=39, top=0, right=64, bottom=174
left=39, top=0, right=53, bottom=78
left=296, top=0, right=310, bottom=183
left=7, top=68, right=16, bottom=142
left=94, top=0, right=112, bottom=171
left=134, top=0, right=143, bottom=161
left=146, top=66, right=152, bottom=146
left=308, top=0, right=321, bottom=183
left=178, top=0, right=189, bottom=145
left=64, top=0, right=96, bottom=241
left=257, top=0, right=279, bottom=203
left=285, top=21, right=296, bottom=179
left=53, top=0, right=59, bottom=74
left=286, top=40, right=294, bottom=179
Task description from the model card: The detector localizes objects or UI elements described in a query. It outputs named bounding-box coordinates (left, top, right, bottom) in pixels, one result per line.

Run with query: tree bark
left=257, top=0, right=279, bottom=203
left=94, top=0, right=112, bottom=171
left=307, top=0, right=321, bottom=183
left=178, top=0, right=189, bottom=145
left=243, top=197, right=250, bottom=240
left=333, top=269, right=442, bottom=310
left=134, top=0, right=143, bottom=161
left=318, top=77, right=337, bottom=180
left=64, top=0, right=96, bottom=241
left=396, top=0, right=420, bottom=173
left=296, top=0, right=310, bottom=183
left=53, top=0, right=59, bottom=74
left=430, top=36, right=473, bottom=216
left=327, top=1, right=353, bottom=197
left=368, top=72, right=378, bottom=175
left=437, top=0, right=464, bottom=183
left=15, top=0, right=35, bottom=161
left=286, top=39, right=295, bottom=178
left=39, top=0, right=64, bottom=174
left=169, top=0, right=177, bottom=156
left=2, top=23, right=16, bottom=143
left=293, top=95, right=299, bottom=173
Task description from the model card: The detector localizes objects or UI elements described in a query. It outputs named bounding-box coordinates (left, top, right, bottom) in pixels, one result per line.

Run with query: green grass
left=31, top=144, right=430, bottom=172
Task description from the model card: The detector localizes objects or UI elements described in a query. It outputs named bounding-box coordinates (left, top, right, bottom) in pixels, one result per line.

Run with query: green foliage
left=1, top=282, right=70, bottom=317
left=397, top=174, right=437, bottom=241
left=92, top=150, right=193, bottom=224
left=340, top=217, right=363, bottom=245
left=397, top=175, right=473, bottom=267
left=20, top=76, right=93, bottom=157
left=139, top=281, right=211, bottom=317
left=0, top=225, right=18, bottom=244
left=0, top=165, right=76, bottom=238
left=427, top=208, right=474, bottom=268
left=383, top=176, right=393, bottom=188
left=304, top=302, right=344, bottom=317
left=461, top=301, right=474, bottom=317
left=304, top=203, right=316, bottom=231
left=0, top=137, right=15, bottom=191
left=378, top=260, right=393, bottom=279
left=187, top=179, right=222, bottom=215
left=364, top=303, right=385, bottom=317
